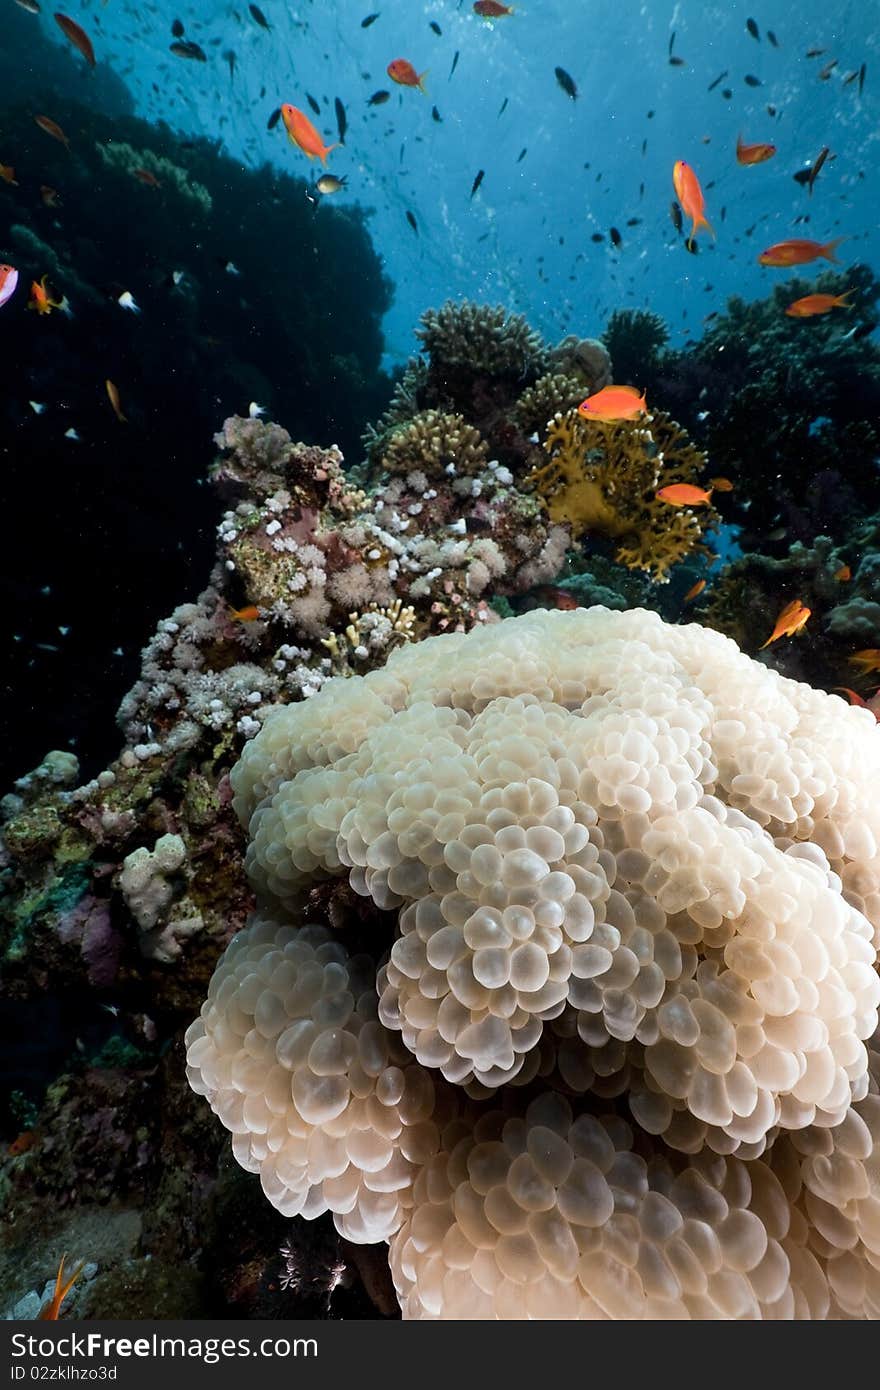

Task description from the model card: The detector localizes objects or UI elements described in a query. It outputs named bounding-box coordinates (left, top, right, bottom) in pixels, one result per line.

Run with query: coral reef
left=654, top=264, right=880, bottom=548
left=526, top=409, right=719, bottom=581
left=188, top=607, right=880, bottom=1318
left=601, top=309, right=669, bottom=389
left=415, top=301, right=549, bottom=378
left=0, top=89, right=393, bottom=787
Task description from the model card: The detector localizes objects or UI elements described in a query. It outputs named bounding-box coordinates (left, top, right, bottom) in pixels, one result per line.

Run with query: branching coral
left=601, top=309, right=669, bottom=386
left=189, top=607, right=880, bottom=1318
left=512, top=372, right=586, bottom=436
left=526, top=409, right=719, bottom=582
left=378, top=410, right=489, bottom=478
left=416, top=301, right=549, bottom=378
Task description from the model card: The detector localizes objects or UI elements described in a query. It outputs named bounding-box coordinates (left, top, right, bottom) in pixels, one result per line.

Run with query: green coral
left=95, top=141, right=213, bottom=212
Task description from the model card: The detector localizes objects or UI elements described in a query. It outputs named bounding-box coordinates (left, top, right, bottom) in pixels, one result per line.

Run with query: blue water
left=33, top=0, right=879, bottom=364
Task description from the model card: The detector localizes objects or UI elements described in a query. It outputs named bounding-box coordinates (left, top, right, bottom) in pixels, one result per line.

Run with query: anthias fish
left=28, top=274, right=62, bottom=315
left=672, top=160, right=714, bottom=244
left=34, top=114, right=70, bottom=148
left=758, top=237, right=845, bottom=266
left=53, top=13, right=95, bottom=67
left=388, top=59, right=427, bottom=92
left=474, top=2, right=514, bottom=16
left=760, top=600, right=811, bottom=648
left=656, top=483, right=714, bottom=506
left=280, top=105, right=339, bottom=164
left=38, top=1257, right=85, bottom=1321
left=785, top=290, right=854, bottom=317
left=578, top=385, right=647, bottom=422
left=0, top=264, right=19, bottom=309
left=736, top=134, right=776, bottom=165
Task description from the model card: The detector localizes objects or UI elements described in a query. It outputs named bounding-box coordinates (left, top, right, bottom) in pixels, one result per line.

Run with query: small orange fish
left=8, top=1130, right=36, bottom=1156
left=759, top=599, right=811, bottom=649
left=0, top=164, right=18, bottom=185
left=38, top=1256, right=85, bottom=1321
left=474, top=1, right=514, bottom=15
left=132, top=167, right=161, bottom=187
left=280, top=104, right=339, bottom=164
left=786, top=290, right=854, bottom=318
left=54, top=12, right=96, bottom=66
left=834, top=564, right=851, bottom=582
left=683, top=579, right=707, bottom=602
left=834, top=687, right=867, bottom=707
left=387, top=58, right=428, bottom=92
left=758, top=237, right=845, bottom=267
left=736, top=134, right=777, bottom=165
left=672, top=160, right=714, bottom=245
left=230, top=604, right=261, bottom=622
left=577, top=383, right=647, bottom=422
left=28, top=274, right=63, bottom=315
left=34, top=114, right=70, bottom=149
left=656, top=483, right=713, bottom=506
left=40, top=185, right=61, bottom=207
left=105, top=379, right=127, bottom=422
left=708, top=476, right=734, bottom=491
left=848, top=649, right=880, bottom=674
left=534, top=586, right=577, bottom=611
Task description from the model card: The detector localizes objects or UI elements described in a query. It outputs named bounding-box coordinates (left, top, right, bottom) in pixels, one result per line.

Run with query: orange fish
left=577, top=383, right=647, bottom=422
left=834, top=564, right=851, bottom=582
left=736, top=134, right=776, bottom=165
left=280, top=104, right=339, bottom=164
left=474, top=1, right=514, bottom=14
left=38, top=1256, right=85, bottom=1321
left=53, top=12, right=96, bottom=66
left=683, top=579, right=707, bottom=602
left=672, top=160, right=714, bottom=245
left=534, top=586, right=577, bottom=611
left=848, top=649, right=880, bottom=674
left=28, top=274, right=63, bottom=315
left=0, top=264, right=18, bottom=308
left=656, top=483, right=713, bottom=506
left=34, top=114, right=70, bottom=148
left=132, top=167, right=161, bottom=187
left=0, top=164, right=18, bottom=185
left=759, top=599, right=811, bottom=649
left=758, top=237, right=845, bottom=267
left=708, top=476, right=734, bottom=491
left=834, top=687, right=867, bottom=707
left=8, top=1130, right=36, bottom=1156
left=785, top=290, right=854, bottom=317
left=230, top=604, right=261, bottom=622
left=387, top=58, right=428, bottom=92
left=40, top=185, right=62, bottom=207
left=105, top=379, right=126, bottom=423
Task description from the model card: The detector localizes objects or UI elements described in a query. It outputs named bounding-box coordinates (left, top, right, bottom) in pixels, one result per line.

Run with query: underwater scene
left=2, top=0, right=880, bottom=1323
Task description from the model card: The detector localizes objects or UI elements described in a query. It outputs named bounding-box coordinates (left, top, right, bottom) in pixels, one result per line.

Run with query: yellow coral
left=526, top=408, right=718, bottom=582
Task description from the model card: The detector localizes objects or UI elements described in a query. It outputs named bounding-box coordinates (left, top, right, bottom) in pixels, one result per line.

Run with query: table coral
left=188, top=607, right=880, bottom=1319
left=526, top=409, right=719, bottom=582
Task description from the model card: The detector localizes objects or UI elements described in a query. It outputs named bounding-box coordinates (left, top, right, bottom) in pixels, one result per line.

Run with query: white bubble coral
left=185, top=917, right=446, bottom=1242
left=228, top=609, right=880, bottom=1151
left=191, top=608, right=880, bottom=1317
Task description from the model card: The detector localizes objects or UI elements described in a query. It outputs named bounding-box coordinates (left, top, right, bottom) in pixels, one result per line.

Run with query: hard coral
left=379, top=409, right=489, bottom=478
left=527, top=409, right=718, bottom=582
left=416, top=301, right=548, bottom=378
left=189, top=608, right=880, bottom=1318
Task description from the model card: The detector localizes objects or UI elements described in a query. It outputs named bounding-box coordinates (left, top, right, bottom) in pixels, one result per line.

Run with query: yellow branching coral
left=526, top=408, right=719, bottom=582
left=380, top=409, right=488, bottom=478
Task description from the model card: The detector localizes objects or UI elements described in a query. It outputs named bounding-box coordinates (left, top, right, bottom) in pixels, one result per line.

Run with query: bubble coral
left=526, top=409, right=719, bottom=582
left=188, top=608, right=880, bottom=1318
